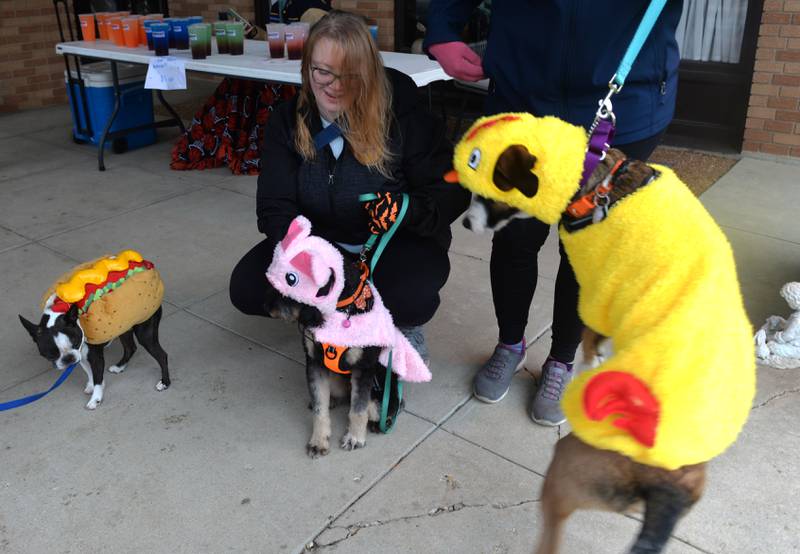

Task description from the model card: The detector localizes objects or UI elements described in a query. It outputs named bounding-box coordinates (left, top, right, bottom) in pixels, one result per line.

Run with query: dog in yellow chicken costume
left=446, top=113, right=755, bottom=554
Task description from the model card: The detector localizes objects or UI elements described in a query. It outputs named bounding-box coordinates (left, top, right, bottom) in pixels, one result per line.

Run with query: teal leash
left=358, top=192, right=410, bottom=433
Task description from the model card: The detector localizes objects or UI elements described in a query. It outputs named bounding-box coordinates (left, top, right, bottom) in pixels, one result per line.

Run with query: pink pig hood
left=266, top=216, right=432, bottom=383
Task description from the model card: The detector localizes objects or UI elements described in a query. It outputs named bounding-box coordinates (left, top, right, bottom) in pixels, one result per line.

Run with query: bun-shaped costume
left=42, top=250, right=164, bottom=344
left=266, top=216, right=432, bottom=383
left=448, top=113, right=756, bottom=470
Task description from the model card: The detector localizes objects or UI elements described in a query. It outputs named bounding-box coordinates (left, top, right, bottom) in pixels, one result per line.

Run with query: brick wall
left=0, top=1, right=68, bottom=112
left=744, top=0, right=800, bottom=157
left=333, top=0, right=394, bottom=51
left=168, top=0, right=254, bottom=28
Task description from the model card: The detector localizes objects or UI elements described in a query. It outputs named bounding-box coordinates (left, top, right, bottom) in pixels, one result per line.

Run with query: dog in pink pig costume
left=266, top=216, right=431, bottom=456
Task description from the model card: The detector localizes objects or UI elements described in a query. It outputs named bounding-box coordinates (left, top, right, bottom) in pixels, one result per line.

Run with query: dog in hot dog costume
left=20, top=250, right=170, bottom=409
left=446, top=113, right=755, bottom=554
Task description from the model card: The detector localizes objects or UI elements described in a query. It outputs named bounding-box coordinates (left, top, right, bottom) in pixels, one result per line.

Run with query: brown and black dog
left=457, top=136, right=747, bottom=554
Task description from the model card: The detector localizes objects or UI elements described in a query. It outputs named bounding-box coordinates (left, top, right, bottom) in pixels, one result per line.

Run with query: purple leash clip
left=580, top=90, right=618, bottom=187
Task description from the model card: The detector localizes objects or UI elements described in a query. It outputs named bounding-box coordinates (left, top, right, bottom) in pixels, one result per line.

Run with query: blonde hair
left=295, top=10, right=393, bottom=177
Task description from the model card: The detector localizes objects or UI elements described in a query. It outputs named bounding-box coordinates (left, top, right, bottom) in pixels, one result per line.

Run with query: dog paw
left=155, top=381, right=169, bottom=391
left=108, top=364, right=126, bottom=374
left=85, top=398, right=101, bottom=410
left=306, top=440, right=330, bottom=458
left=340, top=433, right=366, bottom=451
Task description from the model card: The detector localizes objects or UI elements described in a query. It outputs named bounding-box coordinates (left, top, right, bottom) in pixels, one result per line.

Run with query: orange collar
left=566, top=158, right=625, bottom=219
left=336, top=262, right=370, bottom=310
left=322, top=343, right=351, bottom=374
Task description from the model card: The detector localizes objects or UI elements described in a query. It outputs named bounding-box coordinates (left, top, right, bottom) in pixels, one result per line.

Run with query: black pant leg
left=490, top=217, right=550, bottom=345
left=229, top=238, right=275, bottom=317
left=549, top=240, right=583, bottom=362
left=370, top=232, right=452, bottom=328
left=615, top=130, right=665, bottom=162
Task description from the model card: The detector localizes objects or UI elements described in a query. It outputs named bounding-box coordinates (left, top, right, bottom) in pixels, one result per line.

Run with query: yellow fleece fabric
left=452, top=115, right=756, bottom=470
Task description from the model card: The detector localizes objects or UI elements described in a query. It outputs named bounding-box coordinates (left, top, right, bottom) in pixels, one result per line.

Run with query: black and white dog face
left=462, top=194, right=532, bottom=234
left=19, top=295, right=86, bottom=371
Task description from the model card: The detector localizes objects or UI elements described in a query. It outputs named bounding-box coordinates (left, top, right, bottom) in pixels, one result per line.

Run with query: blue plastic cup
left=143, top=19, right=158, bottom=51
left=150, top=21, right=170, bottom=56
left=187, top=16, right=203, bottom=26
left=170, top=18, right=189, bottom=50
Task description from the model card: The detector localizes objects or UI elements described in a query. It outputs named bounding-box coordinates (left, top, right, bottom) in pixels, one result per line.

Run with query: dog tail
left=628, top=485, right=692, bottom=554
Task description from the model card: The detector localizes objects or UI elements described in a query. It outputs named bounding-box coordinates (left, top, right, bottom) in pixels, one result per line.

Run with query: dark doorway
left=665, top=0, right=764, bottom=152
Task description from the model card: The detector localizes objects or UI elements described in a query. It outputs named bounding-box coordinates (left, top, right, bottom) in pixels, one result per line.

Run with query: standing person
left=230, top=10, right=470, bottom=360
left=424, top=0, right=683, bottom=424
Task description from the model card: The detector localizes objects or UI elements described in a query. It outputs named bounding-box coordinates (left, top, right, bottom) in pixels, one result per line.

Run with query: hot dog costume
left=42, top=250, right=164, bottom=345
left=449, top=113, right=755, bottom=470
left=266, top=216, right=432, bottom=383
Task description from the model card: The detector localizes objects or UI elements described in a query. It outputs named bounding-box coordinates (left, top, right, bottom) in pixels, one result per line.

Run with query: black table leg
left=156, top=89, right=186, bottom=135
left=97, top=60, right=121, bottom=171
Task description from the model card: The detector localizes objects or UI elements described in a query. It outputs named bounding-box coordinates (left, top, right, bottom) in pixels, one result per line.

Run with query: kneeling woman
left=229, top=11, right=469, bottom=359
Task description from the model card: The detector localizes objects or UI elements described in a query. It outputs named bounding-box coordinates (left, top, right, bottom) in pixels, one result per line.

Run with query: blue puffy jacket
left=424, top=0, right=683, bottom=144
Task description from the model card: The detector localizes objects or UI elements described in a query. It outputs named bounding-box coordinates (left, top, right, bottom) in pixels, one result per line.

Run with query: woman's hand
left=363, top=192, right=402, bottom=235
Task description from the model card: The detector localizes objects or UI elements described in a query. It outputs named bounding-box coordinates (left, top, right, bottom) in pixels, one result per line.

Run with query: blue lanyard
left=0, top=362, right=77, bottom=411
left=612, top=0, right=669, bottom=89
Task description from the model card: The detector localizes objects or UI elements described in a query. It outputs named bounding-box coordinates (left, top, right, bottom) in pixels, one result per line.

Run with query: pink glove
left=428, top=41, right=485, bottom=82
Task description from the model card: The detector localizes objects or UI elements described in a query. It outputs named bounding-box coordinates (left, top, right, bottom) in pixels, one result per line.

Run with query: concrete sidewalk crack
left=753, top=386, right=800, bottom=409
left=310, top=498, right=539, bottom=550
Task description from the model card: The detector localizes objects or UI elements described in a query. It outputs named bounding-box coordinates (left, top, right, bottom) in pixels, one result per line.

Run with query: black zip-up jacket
left=423, top=0, right=683, bottom=144
left=256, top=68, right=470, bottom=251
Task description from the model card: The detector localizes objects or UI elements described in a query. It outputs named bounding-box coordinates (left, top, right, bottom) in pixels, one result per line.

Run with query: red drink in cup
left=266, top=23, right=285, bottom=59
left=285, top=24, right=303, bottom=60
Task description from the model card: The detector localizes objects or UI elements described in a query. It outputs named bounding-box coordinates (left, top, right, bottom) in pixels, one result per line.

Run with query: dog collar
left=335, top=262, right=372, bottom=312
left=565, top=158, right=626, bottom=219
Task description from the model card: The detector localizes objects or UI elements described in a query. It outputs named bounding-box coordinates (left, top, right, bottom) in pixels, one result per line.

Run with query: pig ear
left=281, top=216, right=312, bottom=251
left=290, top=250, right=331, bottom=287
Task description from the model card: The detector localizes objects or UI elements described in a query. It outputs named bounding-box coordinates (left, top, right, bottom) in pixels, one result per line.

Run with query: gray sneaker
left=473, top=344, right=527, bottom=403
left=530, top=359, right=572, bottom=426
left=399, top=325, right=429, bottom=365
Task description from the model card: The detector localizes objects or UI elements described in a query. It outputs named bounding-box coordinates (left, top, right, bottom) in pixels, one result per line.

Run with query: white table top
left=56, top=39, right=450, bottom=87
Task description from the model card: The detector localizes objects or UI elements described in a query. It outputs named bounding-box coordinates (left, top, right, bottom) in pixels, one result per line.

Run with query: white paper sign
left=145, top=57, right=187, bottom=90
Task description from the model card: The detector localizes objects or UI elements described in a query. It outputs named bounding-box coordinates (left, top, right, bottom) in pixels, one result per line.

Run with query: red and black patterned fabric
left=171, top=78, right=297, bottom=175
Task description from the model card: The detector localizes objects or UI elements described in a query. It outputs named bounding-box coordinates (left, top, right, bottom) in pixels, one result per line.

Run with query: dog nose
left=62, top=353, right=76, bottom=365
left=462, top=217, right=472, bottom=230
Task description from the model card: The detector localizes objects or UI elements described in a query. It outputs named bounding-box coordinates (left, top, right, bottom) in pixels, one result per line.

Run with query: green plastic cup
left=188, top=23, right=208, bottom=59
left=214, top=21, right=229, bottom=54
left=226, top=22, right=244, bottom=55
left=202, top=23, right=212, bottom=56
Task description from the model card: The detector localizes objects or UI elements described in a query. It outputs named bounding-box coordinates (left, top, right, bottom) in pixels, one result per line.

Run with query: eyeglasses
left=310, top=66, right=358, bottom=87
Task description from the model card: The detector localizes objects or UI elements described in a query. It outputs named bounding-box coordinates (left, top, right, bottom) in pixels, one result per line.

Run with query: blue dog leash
left=582, top=0, right=668, bottom=187
left=358, top=192, right=410, bottom=433
left=0, top=362, right=78, bottom=412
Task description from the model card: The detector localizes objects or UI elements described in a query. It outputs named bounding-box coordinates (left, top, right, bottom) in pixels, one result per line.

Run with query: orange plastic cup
left=79, top=14, right=96, bottom=41
left=122, top=17, right=140, bottom=48
left=108, top=17, right=124, bottom=46
left=96, top=13, right=109, bottom=40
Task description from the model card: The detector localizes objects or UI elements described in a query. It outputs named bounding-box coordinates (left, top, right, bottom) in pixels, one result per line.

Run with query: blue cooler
left=65, top=61, right=156, bottom=152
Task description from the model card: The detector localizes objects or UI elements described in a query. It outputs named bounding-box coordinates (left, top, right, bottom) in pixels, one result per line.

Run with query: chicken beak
left=443, top=169, right=460, bottom=183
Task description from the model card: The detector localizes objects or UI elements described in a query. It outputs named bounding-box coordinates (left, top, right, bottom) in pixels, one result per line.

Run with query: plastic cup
left=162, top=18, right=175, bottom=48
left=187, top=16, right=203, bottom=26
left=188, top=23, right=208, bottom=59
left=170, top=18, right=189, bottom=50
left=122, top=17, right=140, bottom=48
left=266, top=23, right=285, bottom=59
left=213, top=21, right=229, bottom=54
left=150, top=21, right=170, bottom=56
left=108, top=17, right=124, bottom=46
left=285, top=23, right=306, bottom=60
left=79, top=14, right=96, bottom=41
left=226, top=22, right=244, bottom=56
left=95, top=13, right=109, bottom=40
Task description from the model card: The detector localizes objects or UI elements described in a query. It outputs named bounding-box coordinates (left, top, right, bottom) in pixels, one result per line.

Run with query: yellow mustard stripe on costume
left=56, top=250, right=143, bottom=303
left=558, top=167, right=755, bottom=470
